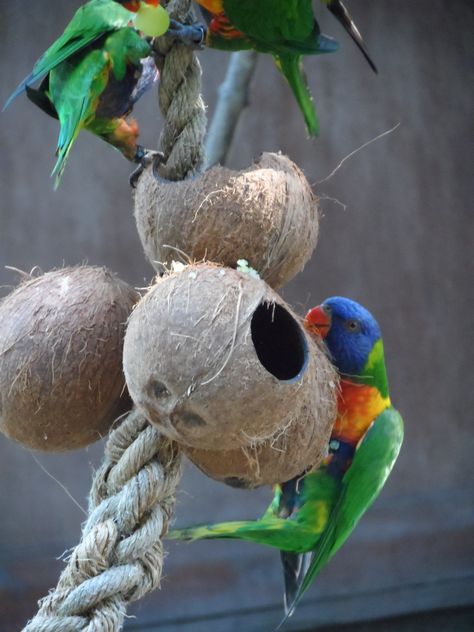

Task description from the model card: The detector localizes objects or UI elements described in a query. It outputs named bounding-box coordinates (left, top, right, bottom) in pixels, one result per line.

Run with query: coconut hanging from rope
left=134, top=152, right=319, bottom=289
left=123, top=264, right=337, bottom=483
left=0, top=266, right=139, bottom=451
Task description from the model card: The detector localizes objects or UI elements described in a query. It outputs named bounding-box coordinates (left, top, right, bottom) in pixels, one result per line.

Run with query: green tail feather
left=51, top=99, right=87, bottom=189
left=168, top=520, right=284, bottom=547
left=275, top=54, right=319, bottom=137
left=168, top=518, right=316, bottom=553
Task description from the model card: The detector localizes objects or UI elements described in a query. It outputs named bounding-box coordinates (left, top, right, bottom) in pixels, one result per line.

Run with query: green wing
left=168, top=516, right=318, bottom=554
left=282, top=407, right=404, bottom=622
left=169, top=469, right=339, bottom=554
left=224, top=0, right=315, bottom=47
left=4, top=0, right=132, bottom=109
left=48, top=28, right=150, bottom=187
left=49, top=49, right=109, bottom=187
left=223, top=0, right=338, bottom=55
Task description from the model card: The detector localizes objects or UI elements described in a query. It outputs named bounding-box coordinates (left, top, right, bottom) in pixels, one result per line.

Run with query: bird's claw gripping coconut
left=130, top=148, right=165, bottom=188
left=167, top=19, right=206, bottom=49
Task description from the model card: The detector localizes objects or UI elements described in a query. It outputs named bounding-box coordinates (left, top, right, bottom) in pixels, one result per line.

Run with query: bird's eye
left=345, top=319, right=361, bottom=333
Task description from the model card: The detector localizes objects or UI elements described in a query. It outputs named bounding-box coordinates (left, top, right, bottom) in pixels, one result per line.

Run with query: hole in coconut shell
left=251, top=302, right=308, bottom=381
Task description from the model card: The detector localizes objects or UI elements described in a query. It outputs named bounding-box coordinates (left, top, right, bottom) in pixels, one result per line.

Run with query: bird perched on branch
left=3, top=0, right=203, bottom=186
left=169, top=297, right=403, bottom=627
left=195, top=0, right=377, bottom=136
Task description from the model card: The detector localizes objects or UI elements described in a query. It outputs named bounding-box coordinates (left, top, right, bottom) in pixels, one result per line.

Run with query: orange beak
left=304, top=305, right=331, bottom=339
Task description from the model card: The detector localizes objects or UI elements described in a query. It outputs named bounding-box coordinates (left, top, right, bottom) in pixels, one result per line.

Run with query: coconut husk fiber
left=0, top=266, right=139, bottom=451
left=134, top=152, right=318, bottom=289
left=123, top=264, right=337, bottom=456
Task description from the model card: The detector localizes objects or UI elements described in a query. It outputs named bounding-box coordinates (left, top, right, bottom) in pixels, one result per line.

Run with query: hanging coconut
left=123, top=264, right=337, bottom=462
left=134, top=152, right=318, bottom=289
left=0, top=266, right=139, bottom=451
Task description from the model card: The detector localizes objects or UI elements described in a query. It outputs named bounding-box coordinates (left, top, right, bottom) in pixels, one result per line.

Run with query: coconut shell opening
left=251, top=301, right=308, bottom=381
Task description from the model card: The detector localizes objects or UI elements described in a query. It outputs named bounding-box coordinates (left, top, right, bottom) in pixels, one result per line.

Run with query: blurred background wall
left=0, top=1, right=472, bottom=630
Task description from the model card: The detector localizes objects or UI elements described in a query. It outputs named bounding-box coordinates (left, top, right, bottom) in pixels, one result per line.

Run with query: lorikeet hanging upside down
left=4, top=1, right=167, bottom=108
left=28, top=30, right=160, bottom=188
left=195, top=0, right=377, bottom=136
left=3, top=0, right=204, bottom=187
left=169, top=297, right=403, bottom=628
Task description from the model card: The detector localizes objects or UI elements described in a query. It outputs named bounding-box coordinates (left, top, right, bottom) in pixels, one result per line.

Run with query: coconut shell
left=134, top=152, right=319, bottom=289
left=0, top=267, right=139, bottom=451
left=183, top=367, right=336, bottom=488
left=123, top=264, right=337, bottom=455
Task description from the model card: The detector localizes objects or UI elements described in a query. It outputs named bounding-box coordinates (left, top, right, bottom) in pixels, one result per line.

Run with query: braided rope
left=154, top=0, right=207, bottom=180
left=23, top=410, right=181, bottom=631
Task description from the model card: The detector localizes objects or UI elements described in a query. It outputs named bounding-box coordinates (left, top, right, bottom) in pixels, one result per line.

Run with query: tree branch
left=205, top=50, right=259, bottom=168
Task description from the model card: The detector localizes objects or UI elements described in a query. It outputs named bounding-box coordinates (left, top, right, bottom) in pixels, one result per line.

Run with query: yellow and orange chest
left=332, top=379, right=390, bottom=445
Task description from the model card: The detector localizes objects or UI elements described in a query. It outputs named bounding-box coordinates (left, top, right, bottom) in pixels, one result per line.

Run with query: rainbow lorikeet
left=195, top=0, right=377, bottom=136
left=169, top=297, right=403, bottom=626
left=4, top=0, right=167, bottom=109
left=3, top=0, right=174, bottom=186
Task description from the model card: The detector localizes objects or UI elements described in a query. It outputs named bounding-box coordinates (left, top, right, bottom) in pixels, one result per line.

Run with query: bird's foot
left=166, top=20, right=206, bottom=49
left=129, top=148, right=165, bottom=188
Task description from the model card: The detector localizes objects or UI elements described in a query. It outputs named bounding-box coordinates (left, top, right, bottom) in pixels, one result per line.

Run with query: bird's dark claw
left=129, top=148, right=165, bottom=188
left=166, top=20, right=206, bottom=49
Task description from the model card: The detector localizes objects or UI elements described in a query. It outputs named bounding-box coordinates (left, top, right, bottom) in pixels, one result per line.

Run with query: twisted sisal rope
left=24, top=411, right=181, bottom=631
left=154, top=0, right=207, bottom=180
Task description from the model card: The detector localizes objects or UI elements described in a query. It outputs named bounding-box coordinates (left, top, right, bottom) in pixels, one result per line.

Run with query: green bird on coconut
left=169, top=297, right=404, bottom=628
left=3, top=0, right=205, bottom=187
left=195, top=0, right=377, bottom=136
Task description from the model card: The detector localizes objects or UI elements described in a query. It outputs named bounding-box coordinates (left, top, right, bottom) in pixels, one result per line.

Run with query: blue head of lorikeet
left=306, top=296, right=382, bottom=376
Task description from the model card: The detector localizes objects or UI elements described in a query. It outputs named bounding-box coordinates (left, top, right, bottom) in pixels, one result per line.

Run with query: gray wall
left=0, top=1, right=472, bottom=630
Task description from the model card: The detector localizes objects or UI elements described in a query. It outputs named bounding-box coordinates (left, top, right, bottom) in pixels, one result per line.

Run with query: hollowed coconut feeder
left=123, top=263, right=337, bottom=486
